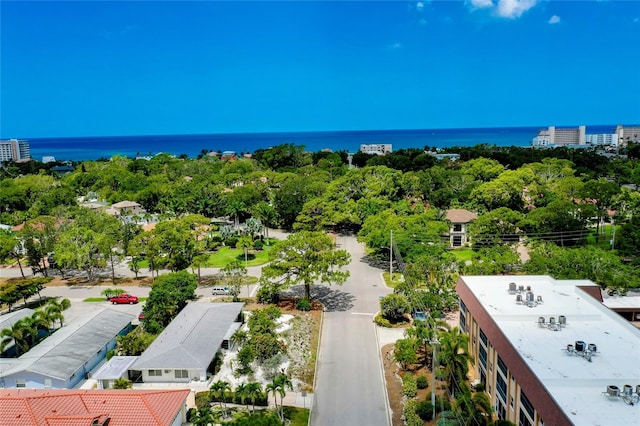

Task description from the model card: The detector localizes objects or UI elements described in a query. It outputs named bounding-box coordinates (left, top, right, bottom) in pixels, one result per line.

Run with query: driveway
left=309, top=234, right=393, bottom=426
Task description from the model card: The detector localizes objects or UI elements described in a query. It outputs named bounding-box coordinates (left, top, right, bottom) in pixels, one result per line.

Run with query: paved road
left=309, top=234, right=393, bottom=426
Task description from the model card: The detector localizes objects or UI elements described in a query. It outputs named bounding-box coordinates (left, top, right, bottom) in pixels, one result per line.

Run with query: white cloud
left=548, top=15, right=561, bottom=24
left=496, top=0, right=538, bottom=19
left=385, top=42, right=403, bottom=50
left=470, top=0, right=494, bottom=8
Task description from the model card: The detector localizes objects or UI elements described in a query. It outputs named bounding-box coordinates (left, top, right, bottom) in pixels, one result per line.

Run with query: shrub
left=262, top=353, right=285, bottom=381
left=473, top=381, right=486, bottom=392
left=256, top=285, right=280, bottom=304
left=416, top=375, right=429, bottom=389
left=380, top=293, right=410, bottom=322
left=226, top=236, right=239, bottom=247
left=237, top=345, right=255, bottom=373
left=402, top=373, right=417, bottom=398
left=250, top=333, right=285, bottom=361
left=428, top=393, right=452, bottom=412
left=253, top=239, right=264, bottom=250
left=194, top=391, right=210, bottom=409
left=403, top=399, right=423, bottom=426
left=186, top=407, right=198, bottom=422
left=416, top=399, right=434, bottom=421
left=374, top=313, right=392, bottom=328
left=262, top=305, right=282, bottom=320
left=296, top=298, right=311, bottom=311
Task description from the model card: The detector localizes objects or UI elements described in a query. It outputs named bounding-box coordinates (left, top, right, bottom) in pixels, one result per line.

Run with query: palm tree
left=209, top=380, right=231, bottom=418
left=245, top=382, right=263, bottom=413
left=266, top=379, right=282, bottom=420
left=0, top=319, right=33, bottom=356
left=191, top=406, right=215, bottom=426
left=235, top=383, right=249, bottom=409
left=437, top=327, right=473, bottom=398
left=31, top=310, right=54, bottom=337
left=453, top=382, right=493, bottom=426
left=45, top=298, right=71, bottom=327
left=274, top=374, right=293, bottom=422
left=236, top=237, right=254, bottom=266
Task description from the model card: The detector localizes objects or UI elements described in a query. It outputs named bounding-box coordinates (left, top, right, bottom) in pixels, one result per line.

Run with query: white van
left=211, top=287, right=230, bottom=295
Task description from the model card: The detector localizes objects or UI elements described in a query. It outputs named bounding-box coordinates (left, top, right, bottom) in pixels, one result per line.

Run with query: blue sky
left=1, top=1, right=639, bottom=138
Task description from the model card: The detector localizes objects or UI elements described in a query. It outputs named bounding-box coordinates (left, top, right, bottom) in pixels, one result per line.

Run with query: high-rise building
left=548, top=125, right=586, bottom=145
left=457, top=275, right=640, bottom=426
left=0, top=139, right=31, bottom=162
left=615, top=125, right=640, bottom=146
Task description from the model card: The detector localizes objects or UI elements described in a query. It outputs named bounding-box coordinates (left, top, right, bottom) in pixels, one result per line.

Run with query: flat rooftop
left=459, top=275, right=640, bottom=426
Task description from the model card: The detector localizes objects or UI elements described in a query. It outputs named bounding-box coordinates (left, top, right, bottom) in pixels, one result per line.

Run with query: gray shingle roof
left=132, top=302, right=244, bottom=370
left=2, top=308, right=133, bottom=380
left=0, top=309, right=36, bottom=331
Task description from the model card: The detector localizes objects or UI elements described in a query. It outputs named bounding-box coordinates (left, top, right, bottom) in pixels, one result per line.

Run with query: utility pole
left=430, top=332, right=441, bottom=420
left=390, top=229, right=393, bottom=281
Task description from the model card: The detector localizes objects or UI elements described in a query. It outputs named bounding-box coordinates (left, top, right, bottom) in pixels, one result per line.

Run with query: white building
left=360, top=143, right=392, bottom=155
left=0, top=139, right=30, bottom=162
left=457, top=275, right=640, bottom=426
left=585, top=133, right=618, bottom=146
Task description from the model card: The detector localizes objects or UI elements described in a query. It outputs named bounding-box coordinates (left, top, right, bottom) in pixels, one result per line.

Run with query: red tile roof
left=0, top=389, right=190, bottom=426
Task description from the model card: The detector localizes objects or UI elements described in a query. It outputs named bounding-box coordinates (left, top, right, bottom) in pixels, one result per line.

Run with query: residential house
left=0, top=388, right=190, bottom=426
left=90, top=356, right=139, bottom=389
left=131, top=303, right=244, bottom=383
left=445, top=209, right=477, bottom=247
left=0, top=309, right=134, bottom=389
left=109, top=201, right=144, bottom=216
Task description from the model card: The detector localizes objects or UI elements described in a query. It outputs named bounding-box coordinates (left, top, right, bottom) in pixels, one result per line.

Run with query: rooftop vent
left=536, top=295, right=543, bottom=304
left=575, top=341, right=586, bottom=352
left=538, top=317, right=545, bottom=328
left=559, top=315, right=567, bottom=326
left=508, top=282, right=517, bottom=294
left=516, top=294, right=523, bottom=304
left=518, top=285, right=525, bottom=292
left=607, top=385, right=620, bottom=397
left=588, top=343, right=597, bottom=353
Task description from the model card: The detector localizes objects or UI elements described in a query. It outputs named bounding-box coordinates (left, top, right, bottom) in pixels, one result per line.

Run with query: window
left=496, top=375, right=507, bottom=402
left=510, top=396, right=514, bottom=408
left=453, top=224, right=462, bottom=232
left=175, top=369, right=189, bottom=379
left=460, top=299, right=467, bottom=313
left=452, top=235, right=462, bottom=246
left=16, top=379, right=26, bottom=388
left=479, top=345, right=487, bottom=368
left=520, top=390, right=535, bottom=418
left=519, top=409, right=533, bottom=426
left=480, top=329, right=488, bottom=346
left=497, top=355, right=508, bottom=377
left=460, top=312, right=466, bottom=332
left=148, top=369, right=162, bottom=376
left=44, top=379, right=52, bottom=388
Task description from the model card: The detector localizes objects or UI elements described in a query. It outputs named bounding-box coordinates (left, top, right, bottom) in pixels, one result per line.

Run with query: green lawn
left=130, top=246, right=273, bottom=271
left=283, top=406, right=310, bottom=426
left=450, top=249, right=475, bottom=262
left=382, top=272, right=404, bottom=288
left=201, top=246, right=271, bottom=268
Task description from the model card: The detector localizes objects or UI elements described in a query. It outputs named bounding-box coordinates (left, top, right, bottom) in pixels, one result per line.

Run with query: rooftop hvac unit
left=637, top=385, right=640, bottom=395
left=516, top=294, right=523, bottom=304
left=526, top=292, right=534, bottom=302
left=559, top=315, right=567, bottom=325
left=508, top=282, right=517, bottom=293
left=549, top=317, right=556, bottom=325
left=538, top=317, right=545, bottom=327
left=518, top=285, right=525, bottom=292
left=588, top=343, right=597, bottom=353
left=623, top=385, right=633, bottom=396
left=575, top=341, right=586, bottom=352
left=526, top=285, right=532, bottom=291
left=566, top=344, right=574, bottom=353
left=607, top=385, right=620, bottom=397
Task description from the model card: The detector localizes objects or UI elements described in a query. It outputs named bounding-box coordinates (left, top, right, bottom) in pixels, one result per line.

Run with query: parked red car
left=109, top=293, right=139, bottom=304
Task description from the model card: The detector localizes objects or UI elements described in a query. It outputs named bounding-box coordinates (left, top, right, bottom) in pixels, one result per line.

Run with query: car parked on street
left=211, top=286, right=230, bottom=295
left=109, top=293, right=139, bottom=304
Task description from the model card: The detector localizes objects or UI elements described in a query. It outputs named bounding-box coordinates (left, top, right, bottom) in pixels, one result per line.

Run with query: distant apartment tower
left=615, top=125, right=640, bottom=146
left=548, top=125, right=586, bottom=145
left=360, top=143, right=392, bottom=155
left=0, top=139, right=30, bottom=162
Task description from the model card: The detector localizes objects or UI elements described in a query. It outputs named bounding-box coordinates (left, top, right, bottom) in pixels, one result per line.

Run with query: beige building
left=457, top=275, right=640, bottom=426
left=445, top=209, right=477, bottom=247
left=615, top=125, right=640, bottom=145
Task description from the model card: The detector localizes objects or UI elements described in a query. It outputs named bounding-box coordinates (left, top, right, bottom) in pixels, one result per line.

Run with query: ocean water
left=27, top=125, right=617, bottom=162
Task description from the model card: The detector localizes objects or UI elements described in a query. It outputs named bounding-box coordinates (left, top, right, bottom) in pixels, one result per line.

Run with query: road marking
left=351, top=312, right=374, bottom=316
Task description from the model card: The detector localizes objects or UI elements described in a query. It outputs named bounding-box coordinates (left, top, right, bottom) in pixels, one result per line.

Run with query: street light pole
left=430, top=333, right=441, bottom=420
